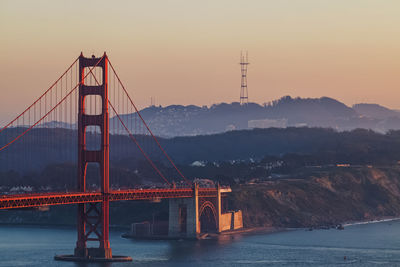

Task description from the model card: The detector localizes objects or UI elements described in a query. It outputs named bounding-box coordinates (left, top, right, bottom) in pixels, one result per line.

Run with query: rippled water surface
left=1, top=220, right=400, bottom=266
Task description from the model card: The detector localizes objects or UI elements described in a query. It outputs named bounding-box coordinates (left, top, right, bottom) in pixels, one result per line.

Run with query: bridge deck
left=0, top=188, right=218, bottom=210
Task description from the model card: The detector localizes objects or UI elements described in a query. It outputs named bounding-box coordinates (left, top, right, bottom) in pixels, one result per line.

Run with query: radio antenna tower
left=240, top=51, right=249, bottom=105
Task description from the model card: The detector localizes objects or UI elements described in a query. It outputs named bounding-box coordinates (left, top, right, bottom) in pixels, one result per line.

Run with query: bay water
left=1, top=219, right=400, bottom=266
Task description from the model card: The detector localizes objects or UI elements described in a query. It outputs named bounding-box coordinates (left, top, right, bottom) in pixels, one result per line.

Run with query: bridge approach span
left=0, top=188, right=218, bottom=210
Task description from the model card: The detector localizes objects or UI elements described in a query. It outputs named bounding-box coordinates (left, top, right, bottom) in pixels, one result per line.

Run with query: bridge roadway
left=0, top=188, right=218, bottom=210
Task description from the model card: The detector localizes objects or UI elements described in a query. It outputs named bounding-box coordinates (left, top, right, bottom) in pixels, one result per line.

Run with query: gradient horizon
left=1, top=0, right=399, bottom=125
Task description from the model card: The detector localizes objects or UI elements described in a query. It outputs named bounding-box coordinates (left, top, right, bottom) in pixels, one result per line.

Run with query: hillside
left=110, top=96, right=400, bottom=137
left=4, top=127, right=400, bottom=175
left=353, top=103, right=400, bottom=120
left=229, top=167, right=400, bottom=228
left=8, top=96, right=400, bottom=138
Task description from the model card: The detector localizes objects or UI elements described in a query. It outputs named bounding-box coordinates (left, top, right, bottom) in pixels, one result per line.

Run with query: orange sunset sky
left=1, top=0, right=400, bottom=124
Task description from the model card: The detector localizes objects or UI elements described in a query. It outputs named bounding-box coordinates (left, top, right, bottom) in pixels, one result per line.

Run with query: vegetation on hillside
left=228, top=167, right=400, bottom=228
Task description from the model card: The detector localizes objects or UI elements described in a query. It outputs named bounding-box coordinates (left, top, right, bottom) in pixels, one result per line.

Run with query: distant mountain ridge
left=112, top=96, right=400, bottom=137
left=30, top=96, right=400, bottom=137
left=353, top=103, right=400, bottom=120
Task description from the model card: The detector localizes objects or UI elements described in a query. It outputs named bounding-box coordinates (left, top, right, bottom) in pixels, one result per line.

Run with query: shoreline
left=342, top=216, right=400, bottom=227
left=223, top=216, right=400, bottom=237
left=217, top=226, right=284, bottom=236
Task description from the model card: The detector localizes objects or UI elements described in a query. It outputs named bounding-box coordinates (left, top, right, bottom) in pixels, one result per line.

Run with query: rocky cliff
left=228, top=167, right=400, bottom=228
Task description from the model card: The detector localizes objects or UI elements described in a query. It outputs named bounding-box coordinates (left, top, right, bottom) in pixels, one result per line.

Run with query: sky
left=1, top=0, right=400, bottom=124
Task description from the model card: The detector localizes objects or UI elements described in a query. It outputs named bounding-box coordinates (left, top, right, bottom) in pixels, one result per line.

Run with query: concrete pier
left=168, top=184, right=242, bottom=238
left=168, top=184, right=199, bottom=238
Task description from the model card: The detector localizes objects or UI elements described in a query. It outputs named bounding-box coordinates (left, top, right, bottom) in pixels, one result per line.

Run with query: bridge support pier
left=168, top=184, right=220, bottom=238
left=168, top=184, right=243, bottom=238
left=168, top=184, right=200, bottom=238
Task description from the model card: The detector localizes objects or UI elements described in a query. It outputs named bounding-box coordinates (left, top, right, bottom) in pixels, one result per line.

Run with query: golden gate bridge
left=0, top=53, right=225, bottom=262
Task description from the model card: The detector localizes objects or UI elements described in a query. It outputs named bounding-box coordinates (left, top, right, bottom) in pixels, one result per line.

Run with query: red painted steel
left=0, top=188, right=217, bottom=210
left=0, top=52, right=225, bottom=261
left=76, top=53, right=111, bottom=258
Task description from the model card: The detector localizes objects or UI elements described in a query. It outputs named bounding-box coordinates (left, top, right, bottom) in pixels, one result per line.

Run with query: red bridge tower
left=74, top=53, right=112, bottom=259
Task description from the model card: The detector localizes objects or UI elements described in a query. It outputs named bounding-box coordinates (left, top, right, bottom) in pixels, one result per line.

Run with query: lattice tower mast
left=240, top=51, right=249, bottom=105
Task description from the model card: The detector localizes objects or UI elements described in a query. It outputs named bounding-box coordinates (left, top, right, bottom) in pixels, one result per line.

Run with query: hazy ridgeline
left=133, top=97, right=400, bottom=137
left=0, top=127, right=175, bottom=190
left=4, top=126, right=400, bottom=172
left=0, top=127, right=165, bottom=173
left=2, top=126, right=400, bottom=190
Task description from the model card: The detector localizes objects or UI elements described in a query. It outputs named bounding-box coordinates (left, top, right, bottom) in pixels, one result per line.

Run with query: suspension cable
left=86, top=60, right=171, bottom=185
left=108, top=101, right=171, bottom=185
left=0, top=57, right=79, bottom=134
left=0, top=56, right=104, bottom=152
left=108, top=59, right=191, bottom=185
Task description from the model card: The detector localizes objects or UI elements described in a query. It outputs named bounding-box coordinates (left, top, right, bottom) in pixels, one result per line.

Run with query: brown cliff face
left=228, top=167, right=400, bottom=228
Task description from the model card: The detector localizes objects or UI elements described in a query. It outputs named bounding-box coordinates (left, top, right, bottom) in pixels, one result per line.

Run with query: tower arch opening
left=199, top=202, right=218, bottom=233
